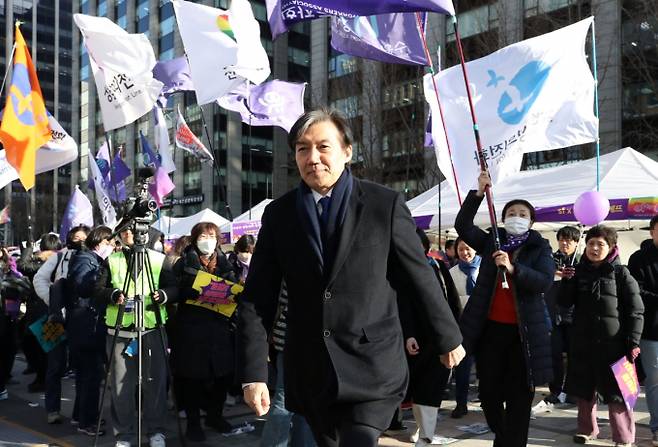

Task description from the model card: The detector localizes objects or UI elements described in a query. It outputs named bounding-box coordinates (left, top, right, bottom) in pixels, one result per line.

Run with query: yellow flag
left=0, top=24, right=51, bottom=190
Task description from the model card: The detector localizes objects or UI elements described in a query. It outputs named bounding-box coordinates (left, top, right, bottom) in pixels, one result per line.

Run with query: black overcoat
left=456, top=191, right=555, bottom=388
left=559, top=256, right=644, bottom=403
left=237, top=178, right=463, bottom=430
left=170, top=245, right=238, bottom=379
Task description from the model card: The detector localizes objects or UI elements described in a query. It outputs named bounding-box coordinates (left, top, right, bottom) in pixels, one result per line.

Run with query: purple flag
left=148, top=166, right=175, bottom=207
left=424, top=113, right=433, bottom=147
left=331, top=13, right=429, bottom=66
left=217, top=80, right=306, bottom=132
left=112, top=150, right=131, bottom=184
left=88, top=141, right=128, bottom=202
left=152, top=57, right=194, bottom=107
left=59, top=186, right=94, bottom=243
left=140, top=131, right=161, bottom=169
left=267, top=0, right=454, bottom=37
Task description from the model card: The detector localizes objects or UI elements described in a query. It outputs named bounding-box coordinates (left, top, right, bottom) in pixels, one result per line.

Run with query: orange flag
left=0, top=24, right=51, bottom=190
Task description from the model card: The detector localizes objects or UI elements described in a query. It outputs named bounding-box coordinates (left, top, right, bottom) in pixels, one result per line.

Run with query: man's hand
left=243, top=382, right=270, bottom=416
left=406, top=337, right=420, bottom=356
left=440, top=344, right=466, bottom=369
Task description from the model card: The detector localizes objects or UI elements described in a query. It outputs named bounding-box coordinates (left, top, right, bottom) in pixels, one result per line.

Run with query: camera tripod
left=94, top=221, right=184, bottom=447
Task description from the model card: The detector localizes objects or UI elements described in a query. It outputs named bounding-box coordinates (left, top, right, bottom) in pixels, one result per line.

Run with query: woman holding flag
left=455, top=171, right=555, bottom=447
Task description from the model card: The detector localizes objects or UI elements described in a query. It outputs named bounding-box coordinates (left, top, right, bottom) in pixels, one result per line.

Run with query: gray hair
left=287, top=108, right=354, bottom=150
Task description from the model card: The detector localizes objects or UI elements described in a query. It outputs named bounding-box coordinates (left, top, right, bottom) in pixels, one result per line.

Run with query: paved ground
left=0, top=355, right=655, bottom=446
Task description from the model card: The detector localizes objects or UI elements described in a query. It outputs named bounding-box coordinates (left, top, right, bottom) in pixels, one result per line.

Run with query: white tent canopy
left=221, top=199, right=272, bottom=232
left=407, top=147, right=658, bottom=232
left=152, top=208, right=231, bottom=238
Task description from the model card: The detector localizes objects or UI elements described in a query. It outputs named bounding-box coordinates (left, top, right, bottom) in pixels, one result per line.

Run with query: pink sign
left=628, top=197, right=658, bottom=218
left=611, top=356, right=640, bottom=410
left=231, top=220, right=262, bottom=243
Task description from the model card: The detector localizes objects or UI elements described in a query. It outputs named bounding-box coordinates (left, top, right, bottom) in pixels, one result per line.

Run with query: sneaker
left=573, top=433, right=597, bottom=444
left=410, top=427, right=419, bottom=443
left=558, top=392, right=568, bottom=404
left=115, top=442, right=130, bottom=447
left=0, top=389, right=8, bottom=400
left=47, top=412, right=62, bottom=424
left=544, top=393, right=560, bottom=404
left=384, top=422, right=407, bottom=436
left=451, top=403, right=468, bottom=418
left=149, top=433, right=166, bottom=447
left=531, top=399, right=553, bottom=417
left=77, top=426, right=106, bottom=436
left=653, top=431, right=658, bottom=447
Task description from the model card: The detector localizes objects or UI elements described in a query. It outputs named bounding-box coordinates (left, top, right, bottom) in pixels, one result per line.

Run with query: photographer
left=170, top=222, right=238, bottom=441
left=92, top=228, right=178, bottom=447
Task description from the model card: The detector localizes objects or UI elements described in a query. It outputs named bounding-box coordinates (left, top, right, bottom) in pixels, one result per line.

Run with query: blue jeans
left=260, top=354, right=316, bottom=447
left=455, top=355, right=474, bottom=406
left=45, top=341, right=67, bottom=413
left=641, top=339, right=658, bottom=433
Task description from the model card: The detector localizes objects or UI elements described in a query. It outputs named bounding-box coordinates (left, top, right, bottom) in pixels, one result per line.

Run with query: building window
left=328, top=53, right=358, bottom=78
left=446, top=3, right=498, bottom=41
left=330, top=96, right=360, bottom=119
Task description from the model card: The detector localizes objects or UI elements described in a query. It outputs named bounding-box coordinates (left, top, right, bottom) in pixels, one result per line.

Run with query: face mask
left=196, top=239, right=217, bottom=256
left=504, top=217, right=531, bottom=236
left=237, top=252, right=251, bottom=265
left=153, top=241, right=164, bottom=253
left=94, top=244, right=114, bottom=260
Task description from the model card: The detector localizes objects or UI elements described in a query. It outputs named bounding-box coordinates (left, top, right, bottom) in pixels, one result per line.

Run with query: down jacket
left=456, top=191, right=556, bottom=388
left=559, top=255, right=644, bottom=403
left=628, top=239, right=658, bottom=341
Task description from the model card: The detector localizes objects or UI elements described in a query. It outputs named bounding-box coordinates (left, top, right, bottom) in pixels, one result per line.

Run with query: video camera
left=115, top=168, right=158, bottom=245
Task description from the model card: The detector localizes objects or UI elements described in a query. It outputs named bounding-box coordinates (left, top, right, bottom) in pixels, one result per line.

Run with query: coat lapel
left=294, top=187, right=324, bottom=274
left=326, top=180, right=365, bottom=286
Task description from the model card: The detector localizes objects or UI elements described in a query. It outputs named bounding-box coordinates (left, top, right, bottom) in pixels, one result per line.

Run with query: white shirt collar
left=311, top=189, right=332, bottom=204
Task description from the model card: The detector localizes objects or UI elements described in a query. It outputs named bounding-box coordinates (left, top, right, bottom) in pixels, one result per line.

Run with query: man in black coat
left=629, top=214, right=658, bottom=445
left=237, top=109, right=464, bottom=447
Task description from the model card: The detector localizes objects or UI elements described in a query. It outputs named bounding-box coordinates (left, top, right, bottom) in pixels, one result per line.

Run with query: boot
left=185, top=409, right=205, bottom=442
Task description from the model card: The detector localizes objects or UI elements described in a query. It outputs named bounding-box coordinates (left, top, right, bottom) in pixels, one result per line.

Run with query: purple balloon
left=573, top=191, right=610, bottom=226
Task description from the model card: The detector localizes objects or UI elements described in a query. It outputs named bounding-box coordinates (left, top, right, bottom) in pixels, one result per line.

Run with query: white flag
left=89, top=146, right=117, bottom=228
left=172, top=0, right=271, bottom=105
left=74, top=14, right=164, bottom=131
left=425, top=17, right=597, bottom=198
left=175, top=107, right=214, bottom=163
left=0, top=114, right=78, bottom=190
left=153, top=107, right=176, bottom=173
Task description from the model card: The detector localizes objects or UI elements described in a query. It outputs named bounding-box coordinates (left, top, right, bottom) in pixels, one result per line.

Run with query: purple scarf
left=500, top=231, right=530, bottom=253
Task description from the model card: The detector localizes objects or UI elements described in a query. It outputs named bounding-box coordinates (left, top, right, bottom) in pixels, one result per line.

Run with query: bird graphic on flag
left=0, top=23, right=51, bottom=190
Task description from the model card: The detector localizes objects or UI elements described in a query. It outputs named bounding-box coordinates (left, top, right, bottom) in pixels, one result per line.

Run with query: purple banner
left=611, top=356, right=640, bottom=411
left=231, top=220, right=262, bottom=243
left=535, top=199, right=629, bottom=223
left=330, top=13, right=428, bottom=66
left=414, top=214, right=433, bottom=230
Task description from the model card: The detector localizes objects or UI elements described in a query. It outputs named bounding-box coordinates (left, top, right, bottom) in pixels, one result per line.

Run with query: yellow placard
left=184, top=270, right=243, bottom=318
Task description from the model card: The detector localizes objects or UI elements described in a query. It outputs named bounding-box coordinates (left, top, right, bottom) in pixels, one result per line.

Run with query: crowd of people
left=0, top=108, right=657, bottom=447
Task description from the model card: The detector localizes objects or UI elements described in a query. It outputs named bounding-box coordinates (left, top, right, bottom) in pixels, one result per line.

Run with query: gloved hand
left=627, top=346, right=641, bottom=363
left=562, top=266, right=576, bottom=280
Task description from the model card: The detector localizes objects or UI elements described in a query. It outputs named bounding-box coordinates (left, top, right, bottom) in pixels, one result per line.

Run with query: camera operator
left=92, top=228, right=178, bottom=447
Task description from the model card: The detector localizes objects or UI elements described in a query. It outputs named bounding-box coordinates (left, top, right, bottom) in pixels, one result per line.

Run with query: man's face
left=120, top=229, right=134, bottom=246
left=558, top=237, right=577, bottom=256
left=651, top=224, right=658, bottom=247
left=294, top=121, right=352, bottom=195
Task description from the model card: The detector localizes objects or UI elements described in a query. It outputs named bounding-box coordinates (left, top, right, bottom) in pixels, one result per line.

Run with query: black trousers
left=476, top=321, right=535, bottom=447
left=304, top=404, right=383, bottom=447
left=177, top=376, right=230, bottom=424
left=549, top=324, right=570, bottom=396
left=0, top=316, right=18, bottom=390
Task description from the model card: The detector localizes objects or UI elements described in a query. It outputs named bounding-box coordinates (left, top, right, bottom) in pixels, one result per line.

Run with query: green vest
left=105, top=249, right=166, bottom=329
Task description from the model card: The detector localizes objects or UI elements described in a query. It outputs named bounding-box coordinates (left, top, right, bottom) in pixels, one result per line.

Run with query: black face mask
left=67, top=241, right=85, bottom=251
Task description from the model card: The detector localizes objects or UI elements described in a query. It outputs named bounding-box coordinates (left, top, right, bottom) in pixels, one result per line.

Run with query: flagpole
left=168, top=109, right=176, bottom=239
left=104, top=132, right=122, bottom=208
left=198, top=104, right=233, bottom=220
left=451, top=15, right=508, bottom=288
left=591, top=20, right=601, bottom=192
left=0, top=43, right=16, bottom=99
left=248, top=116, right=253, bottom=220
left=415, top=12, right=463, bottom=205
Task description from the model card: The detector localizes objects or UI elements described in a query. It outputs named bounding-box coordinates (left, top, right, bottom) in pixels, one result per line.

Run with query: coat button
left=324, top=290, right=332, bottom=300
left=323, top=329, right=331, bottom=337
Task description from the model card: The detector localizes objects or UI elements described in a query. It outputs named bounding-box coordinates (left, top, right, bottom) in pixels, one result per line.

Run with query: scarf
left=500, top=231, right=531, bottom=253
left=296, top=168, right=353, bottom=268
left=458, top=255, right=481, bottom=295
left=199, top=250, right=218, bottom=274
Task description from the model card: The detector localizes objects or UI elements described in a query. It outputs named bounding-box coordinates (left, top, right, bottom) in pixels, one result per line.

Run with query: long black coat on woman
left=559, top=255, right=644, bottom=404
left=456, top=191, right=555, bottom=388
left=170, top=245, right=238, bottom=379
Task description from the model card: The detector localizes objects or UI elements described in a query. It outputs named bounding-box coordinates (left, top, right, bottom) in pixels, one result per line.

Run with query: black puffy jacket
left=559, top=255, right=644, bottom=403
left=628, top=239, right=658, bottom=341
left=456, top=191, right=556, bottom=389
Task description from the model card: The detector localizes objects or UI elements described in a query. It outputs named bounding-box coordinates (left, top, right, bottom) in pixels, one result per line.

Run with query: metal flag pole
left=0, top=43, right=17, bottom=99
left=415, top=12, right=463, bottom=206
left=104, top=132, right=123, bottom=209
left=451, top=15, right=509, bottom=288
left=590, top=20, right=601, bottom=191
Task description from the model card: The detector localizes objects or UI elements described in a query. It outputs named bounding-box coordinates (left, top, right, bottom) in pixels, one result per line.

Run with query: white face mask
left=504, top=217, right=531, bottom=236
left=153, top=241, right=164, bottom=253
left=196, top=239, right=217, bottom=256
left=237, top=252, right=251, bottom=265
left=94, top=244, right=114, bottom=260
